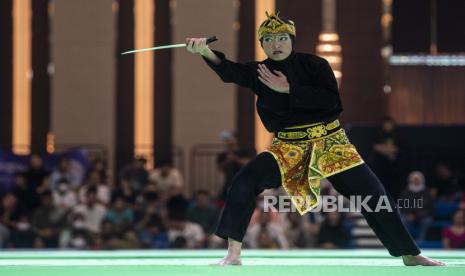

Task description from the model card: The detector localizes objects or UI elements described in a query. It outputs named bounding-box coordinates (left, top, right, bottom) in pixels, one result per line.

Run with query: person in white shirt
left=244, top=210, right=289, bottom=249
left=78, top=170, right=110, bottom=206
left=167, top=218, right=205, bottom=249
left=72, top=188, right=106, bottom=233
left=49, top=158, right=80, bottom=191
left=52, top=179, right=77, bottom=210
left=150, top=159, right=184, bottom=198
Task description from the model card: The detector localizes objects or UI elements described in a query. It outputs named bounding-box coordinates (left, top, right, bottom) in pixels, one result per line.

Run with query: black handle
left=206, top=36, right=218, bottom=44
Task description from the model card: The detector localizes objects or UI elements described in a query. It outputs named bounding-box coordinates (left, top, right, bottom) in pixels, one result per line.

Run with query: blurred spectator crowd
left=0, top=122, right=464, bottom=250
left=370, top=118, right=465, bottom=249
left=0, top=156, right=220, bottom=250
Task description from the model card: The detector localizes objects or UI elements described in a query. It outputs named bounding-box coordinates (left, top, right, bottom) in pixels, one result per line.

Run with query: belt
left=275, top=119, right=341, bottom=142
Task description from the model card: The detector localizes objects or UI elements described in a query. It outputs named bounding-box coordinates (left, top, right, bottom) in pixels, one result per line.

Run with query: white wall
left=51, top=0, right=116, bottom=180
left=173, top=0, right=237, bottom=193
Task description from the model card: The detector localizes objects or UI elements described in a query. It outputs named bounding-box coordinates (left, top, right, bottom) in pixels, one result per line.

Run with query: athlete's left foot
left=402, top=255, right=446, bottom=266
left=209, top=255, right=242, bottom=266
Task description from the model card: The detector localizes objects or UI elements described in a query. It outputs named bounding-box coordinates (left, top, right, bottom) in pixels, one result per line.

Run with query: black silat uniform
left=203, top=50, right=420, bottom=257
left=204, top=50, right=342, bottom=132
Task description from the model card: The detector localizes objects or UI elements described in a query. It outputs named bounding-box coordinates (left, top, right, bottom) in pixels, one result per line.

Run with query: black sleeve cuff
left=202, top=49, right=228, bottom=73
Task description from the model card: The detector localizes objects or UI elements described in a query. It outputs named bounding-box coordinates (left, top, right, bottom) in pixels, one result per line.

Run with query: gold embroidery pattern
left=307, top=125, right=327, bottom=138
left=267, top=128, right=364, bottom=215
left=258, top=11, right=296, bottom=41
left=277, top=131, right=308, bottom=140
left=325, top=119, right=340, bottom=130
left=278, top=119, right=341, bottom=141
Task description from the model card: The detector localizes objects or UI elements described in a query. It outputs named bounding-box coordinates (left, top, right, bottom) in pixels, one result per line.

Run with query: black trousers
left=215, top=152, right=421, bottom=257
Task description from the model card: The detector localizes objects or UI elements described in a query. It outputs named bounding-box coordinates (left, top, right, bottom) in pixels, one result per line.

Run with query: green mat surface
left=0, top=249, right=464, bottom=276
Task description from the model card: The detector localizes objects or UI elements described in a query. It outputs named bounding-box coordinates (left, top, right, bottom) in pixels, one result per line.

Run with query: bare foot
left=210, top=255, right=242, bottom=266
left=402, top=255, right=446, bottom=266
left=210, top=238, right=243, bottom=265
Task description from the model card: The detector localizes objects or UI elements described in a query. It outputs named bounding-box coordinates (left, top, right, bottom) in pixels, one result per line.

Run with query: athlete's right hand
left=186, top=37, right=209, bottom=55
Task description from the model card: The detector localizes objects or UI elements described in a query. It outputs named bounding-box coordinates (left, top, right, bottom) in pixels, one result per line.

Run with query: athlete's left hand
left=257, top=64, right=290, bottom=94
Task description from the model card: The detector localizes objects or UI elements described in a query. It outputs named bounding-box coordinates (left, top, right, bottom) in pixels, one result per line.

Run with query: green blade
left=121, top=43, right=186, bottom=55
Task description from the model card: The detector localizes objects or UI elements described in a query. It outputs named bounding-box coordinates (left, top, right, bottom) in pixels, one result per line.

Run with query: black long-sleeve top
left=203, top=50, right=343, bottom=132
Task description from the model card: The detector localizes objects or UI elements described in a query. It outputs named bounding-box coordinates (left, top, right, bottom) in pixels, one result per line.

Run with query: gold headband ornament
left=258, top=11, right=296, bottom=41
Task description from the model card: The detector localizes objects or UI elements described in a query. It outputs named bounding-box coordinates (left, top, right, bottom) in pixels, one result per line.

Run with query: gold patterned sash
left=267, top=121, right=364, bottom=215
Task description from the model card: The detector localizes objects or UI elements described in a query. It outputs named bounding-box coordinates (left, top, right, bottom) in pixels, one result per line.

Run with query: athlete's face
left=262, top=33, right=292, bottom=61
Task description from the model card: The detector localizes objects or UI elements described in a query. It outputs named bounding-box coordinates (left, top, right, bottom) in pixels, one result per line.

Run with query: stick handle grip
left=206, top=36, right=218, bottom=44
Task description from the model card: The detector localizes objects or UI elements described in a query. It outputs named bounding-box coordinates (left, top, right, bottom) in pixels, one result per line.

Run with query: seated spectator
left=89, top=158, right=108, bottom=184
left=33, top=236, right=45, bottom=249
left=78, top=170, right=110, bottom=206
left=89, top=233, right=104, bottom=250
left=460, top=194, right=465, bottom=210
left=137, top=215, right=169, bottom=249
left=285, top=212, right=317, bottom=248
left=170, top=236, right=188, bottom=249
left=317, top=211, right=350, bottom=249
left=186, top=190, right=219, bottom=234
left=123, top=229, right=142, bottom=249
left=250, top=194, right=280, bottom=224
left=107, top=229, right=141, bottom=249
left=432, top=163, right=464, bottom=202
left=32, top=191, right=66, bottom=248
left=104, top=196, right=134, bottom=231
left=49, top=157, right=79, bottom=191
left=100, top=219, right=116, bottom=246
left=70, top=212, right=87, bottom=231
left=24, top=154, right=49, bottom=197
left=216, top=131, right=255, bottom=205
left=12, top=173, right=40, bottom=213
left=52, top=179, right=77, bottom=211
left=0, top=192, right=23, bottom=248
left=112, top=177, right=137, bottom=205
left=166, top=193, right=204, bottom=249
left=398, top=171, right=434, bottom=241
left=150, top=159, right=184, bottom=199
left=166, top=194, right=190, bottom=221
left=73, top=188, right=107, bottom=233
left=69, top=229, right=89, bottom=249
left=244, top=210, right=289, bottom=249
left=134, top=184, right=165, bottom=231
left=167, top=212, right=204, bottom=249
left=257, top=228, right=278, bottom=249
left=442, top=210, right=465, bottom=249
left=10, top=214, right=35, bottom=248
left=119, top=157, right=149, bottom=192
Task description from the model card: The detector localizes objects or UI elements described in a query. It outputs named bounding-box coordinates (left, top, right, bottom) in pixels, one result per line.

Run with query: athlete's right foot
left=402, top=255, right=446, bottom=266
left=211, top=255, right=242, bottom=266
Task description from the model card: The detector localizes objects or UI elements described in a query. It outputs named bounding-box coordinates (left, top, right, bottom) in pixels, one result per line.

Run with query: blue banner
left=0, top=148, right=90, bottom=195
